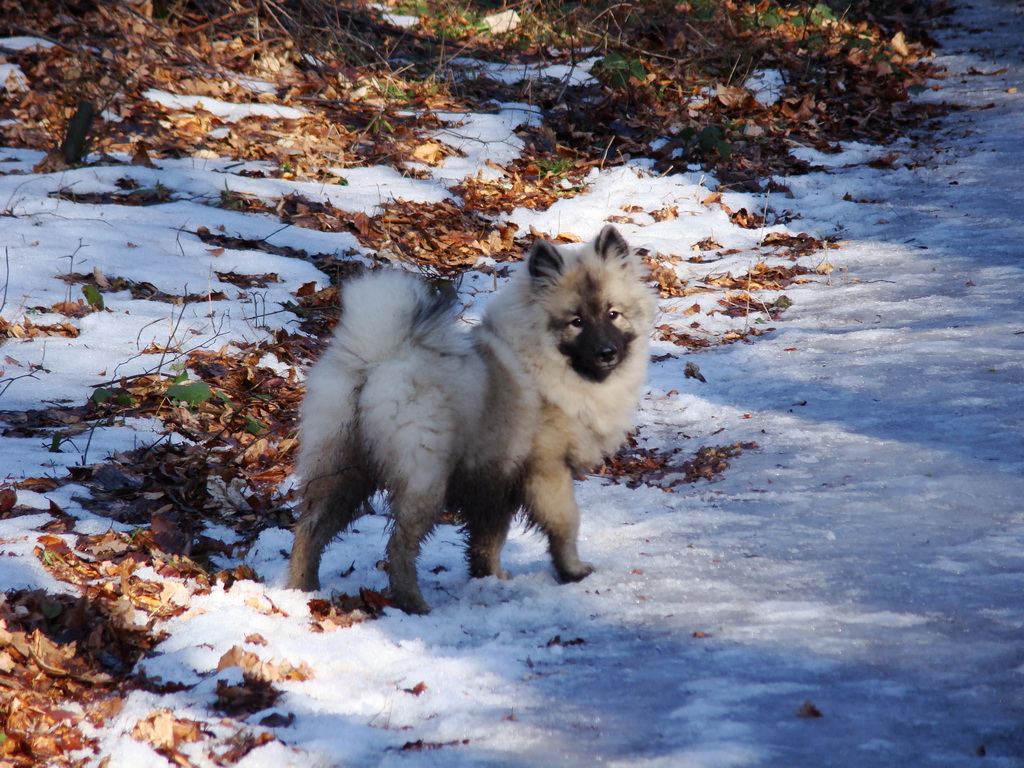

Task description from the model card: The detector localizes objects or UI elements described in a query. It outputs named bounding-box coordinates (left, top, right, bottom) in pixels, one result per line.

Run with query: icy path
left=630, top=3, right=1024, bottom=765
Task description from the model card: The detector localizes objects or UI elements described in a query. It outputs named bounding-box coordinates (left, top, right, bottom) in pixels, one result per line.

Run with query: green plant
left=378, top=81, right=413, bottom=102
left=596, top=51, right=647, bottom=90
left=691, top=0, right=718, bottom=22
left=680, top=124, right=733, bottom=161
left=366, top=112, right=394, bottom=135
left=220, top=180, right=242, bottom=210
left=91, top=387, right=136, bottom=406
left=809, top=3, right=838, bottom=26
left=82, top=284, right=104, bottom=310
left=243, top=414, right=265, bottom=435
left=757, top=7, right=786, bottom=28
left=535, top=156, right=574, bottom=179
left=166, top=379, right=213, bottom=407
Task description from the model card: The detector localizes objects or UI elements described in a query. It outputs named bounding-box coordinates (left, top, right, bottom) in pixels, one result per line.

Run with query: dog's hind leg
left=386, top=487, right=444, bottom=614
left=288, top=465, right=372, bottom=591
left=465, top=506, right=515, bottom=580
left=461, top=482, right=516, bottom=580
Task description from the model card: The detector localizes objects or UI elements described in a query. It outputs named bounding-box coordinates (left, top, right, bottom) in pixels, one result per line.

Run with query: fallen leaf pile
left=352, top=199, right=524, bottom=274
left=0, top=317, right=80, bottom=340
left=0, top=519, right=287, bottom=766
left=33, top=527, right=210, bottom=613
left=277, top=194, right=526, bottom=275
left=307, top=589, right=397, bottom=632
left=562, top=0, right=943, bottom=183
left=0, top=1, right=458, bottom=177
left=213, top=644, right=313, bottom=716
left=74, top=335, right=312, bottom=535
left=451, top=153, right=592, bottom=216
left=0, top=585, right=157, bottom=766
left=399, top=738, right=471, bottom=752
left=131, top=709, right=209, bottom=763
left=59, top=267, right=229, bottom=308
left=603, top=441, right=760, bottom=490
left=0, top=0, right=941, bottom=263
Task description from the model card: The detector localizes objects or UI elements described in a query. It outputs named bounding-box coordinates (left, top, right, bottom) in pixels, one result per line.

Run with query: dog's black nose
left=596, top=344, right=618, bottom=364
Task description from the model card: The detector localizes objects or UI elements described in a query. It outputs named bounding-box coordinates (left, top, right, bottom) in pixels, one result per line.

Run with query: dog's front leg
left=525, top=462, right=595, bottom=583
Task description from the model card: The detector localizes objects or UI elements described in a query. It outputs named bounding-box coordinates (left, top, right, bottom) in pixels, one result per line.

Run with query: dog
left=287, top=225, right=654, bottom=613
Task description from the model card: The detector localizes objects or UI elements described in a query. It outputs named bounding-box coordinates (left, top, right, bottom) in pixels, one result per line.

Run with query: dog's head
left=528, top=225, right=648, bottom=383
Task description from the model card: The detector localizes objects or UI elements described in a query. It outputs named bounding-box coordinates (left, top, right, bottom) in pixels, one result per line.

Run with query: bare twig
left=1, top=247, right=9, bottom=317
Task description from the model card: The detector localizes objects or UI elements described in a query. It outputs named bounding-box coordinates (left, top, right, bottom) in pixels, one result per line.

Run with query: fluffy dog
left=288, top=225, right=654, bottom=613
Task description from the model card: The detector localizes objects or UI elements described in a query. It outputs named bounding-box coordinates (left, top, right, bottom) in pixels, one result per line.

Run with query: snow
left=1, top=62, right=28, bottom=92
left=368, top=4, right=420, bottom=30
left=787, top=139, right=899, bottom=169
left=448, top=56, right=601, bottom=87
left=143, top=89, right=310, bottom=122
left=0, top=35, right=55, bottom=52
left=3, top=1, right=1024, bottom=765
left=743, top=69, right=785, bottom=107
left=428, top=102, right=543, bottom=180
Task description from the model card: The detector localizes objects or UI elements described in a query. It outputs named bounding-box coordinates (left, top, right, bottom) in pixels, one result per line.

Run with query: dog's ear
left=595, top=225, right=630, bottom=262
left=528, top=240, right=564, bottom=284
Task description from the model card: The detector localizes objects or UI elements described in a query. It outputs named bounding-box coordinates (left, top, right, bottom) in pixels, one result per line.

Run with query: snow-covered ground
left=1, top=1, right=1022, bottom=765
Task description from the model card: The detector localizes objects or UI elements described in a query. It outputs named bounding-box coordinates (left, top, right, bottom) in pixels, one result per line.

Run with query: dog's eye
left=608, top=309, right=621, bottom=320
left=569, top=316, right=583, bottom=328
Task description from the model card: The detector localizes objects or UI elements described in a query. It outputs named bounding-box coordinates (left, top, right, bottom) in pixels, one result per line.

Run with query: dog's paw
left=470, top=565, right=512, bottom=580
left=391, top=590, right=431, bottom=615
left=286, top=571, right=321, bottom=592
left=556, top=561, right=595, bottom=583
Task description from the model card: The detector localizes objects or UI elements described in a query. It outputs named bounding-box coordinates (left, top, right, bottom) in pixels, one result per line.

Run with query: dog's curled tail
left=297, top=270, right=464, bottom=477
left=328, top=270, right=462, bottom=367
